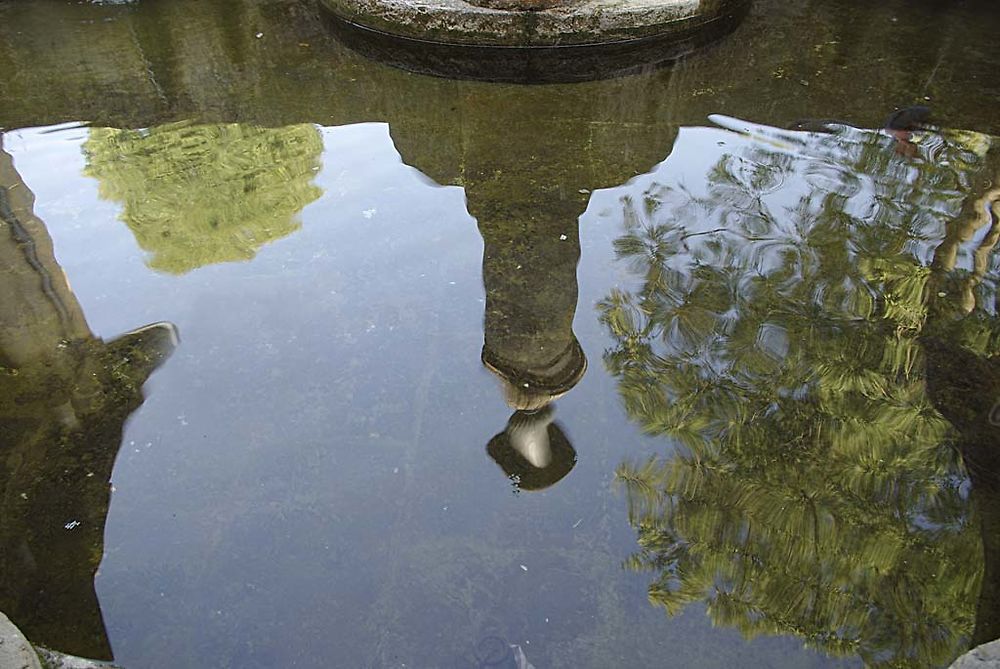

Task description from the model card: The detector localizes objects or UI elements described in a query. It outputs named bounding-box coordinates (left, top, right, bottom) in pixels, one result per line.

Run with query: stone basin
left=321, top=0, right=747, bottom=47
left=320, top=0, right=748, bottom=82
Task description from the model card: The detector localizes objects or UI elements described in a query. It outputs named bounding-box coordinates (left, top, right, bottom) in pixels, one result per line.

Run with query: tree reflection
left=601, top=117, right=1000, bottom=666
left=84, top=122, right=323, bottom=274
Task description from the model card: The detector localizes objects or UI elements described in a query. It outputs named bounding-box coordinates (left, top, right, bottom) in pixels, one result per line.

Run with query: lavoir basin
left=2, top=0, right=1000, bottom=667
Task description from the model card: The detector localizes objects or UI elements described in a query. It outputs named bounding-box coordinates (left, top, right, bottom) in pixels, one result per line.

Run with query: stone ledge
left=320, top=0, right=746, bottom=47
left=0, top=612, right=43, bottom=669
left=949, top=640, right=1000, bottom=669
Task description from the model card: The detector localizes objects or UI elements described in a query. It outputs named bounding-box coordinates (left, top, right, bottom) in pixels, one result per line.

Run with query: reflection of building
left=0, top=140, right=177, bottom=661
left=477, top=196, right=587, bottom=411
left=423, top=109, right=599, bottom=491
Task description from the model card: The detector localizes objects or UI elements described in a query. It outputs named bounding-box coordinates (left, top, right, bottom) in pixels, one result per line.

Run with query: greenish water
left=1, top=0, right=999, bottom=667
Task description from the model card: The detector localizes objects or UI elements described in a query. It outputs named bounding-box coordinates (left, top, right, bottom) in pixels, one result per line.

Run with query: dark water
left=2, top=1, right=1000, bottom=667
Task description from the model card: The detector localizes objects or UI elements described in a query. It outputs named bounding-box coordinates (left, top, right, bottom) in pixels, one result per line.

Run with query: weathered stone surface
left=0, top=612, right=43, bottom=669
left=34, top=647, right=124, bottom=669
left=466, top=0, right=570, bottom=11
left=320, top=0, right=746, bottom=47
left=950, top=640, right=1000, bottom=669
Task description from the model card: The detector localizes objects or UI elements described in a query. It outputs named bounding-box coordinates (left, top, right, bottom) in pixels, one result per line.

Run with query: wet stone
left=319, top=0, right=747, bottom=48
left=34, top=647, right=124, bottom=669
left=0, top=612, right=43, bottom=669
left=950, top=641, right=1000, bottom=669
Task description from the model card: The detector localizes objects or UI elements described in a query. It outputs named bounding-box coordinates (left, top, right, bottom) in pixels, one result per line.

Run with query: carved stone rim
left=320, top=0, right=747, bottom=48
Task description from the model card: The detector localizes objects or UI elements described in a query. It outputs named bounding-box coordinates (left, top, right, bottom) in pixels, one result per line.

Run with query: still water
left=2, top=0, right=1000, bottom=667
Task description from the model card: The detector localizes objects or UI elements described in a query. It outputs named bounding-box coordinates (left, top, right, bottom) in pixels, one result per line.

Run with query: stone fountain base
left=320, top=0, right=748, bottom=82
left=321, top=0, right=746, bottom=47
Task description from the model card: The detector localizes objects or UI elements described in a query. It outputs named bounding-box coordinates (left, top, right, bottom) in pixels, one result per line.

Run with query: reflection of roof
left=482, top=337, right=587, bottom=411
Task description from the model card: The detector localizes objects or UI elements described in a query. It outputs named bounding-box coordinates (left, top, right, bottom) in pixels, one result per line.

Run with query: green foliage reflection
left=603, top=118, right=1000, bottom=667
left=84, top=122, right=323, bottom=274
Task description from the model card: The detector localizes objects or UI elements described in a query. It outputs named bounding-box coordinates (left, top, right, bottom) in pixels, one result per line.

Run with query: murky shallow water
left=2, top=1, right=1000, bottom=667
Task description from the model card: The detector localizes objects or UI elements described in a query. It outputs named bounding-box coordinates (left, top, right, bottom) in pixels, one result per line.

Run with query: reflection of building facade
left=0, top=140, right=177, bottom=661
left=454, top=113, right=598, bottom=491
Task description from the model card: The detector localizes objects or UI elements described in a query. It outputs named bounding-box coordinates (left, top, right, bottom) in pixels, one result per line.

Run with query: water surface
left=2, top=0, right=1000, bottom=667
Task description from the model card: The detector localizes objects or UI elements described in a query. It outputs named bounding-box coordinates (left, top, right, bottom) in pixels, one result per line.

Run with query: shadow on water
left=602, top=115, right=1000, bottom=666
left=0, top=138, right=178, bottom=661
